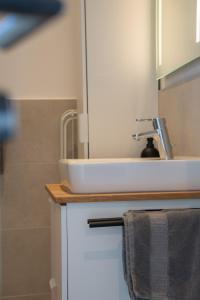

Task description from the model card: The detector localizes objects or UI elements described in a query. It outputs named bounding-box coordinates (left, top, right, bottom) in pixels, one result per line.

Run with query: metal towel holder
left=88, top=218, right=124, bottom=228
left=87, top=208, right=200, bottom=228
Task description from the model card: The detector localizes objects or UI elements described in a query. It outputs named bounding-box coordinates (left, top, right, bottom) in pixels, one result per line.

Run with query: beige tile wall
left=0, top=99, right=76, bottom=300
left=159, top=77, right=200, bottom=156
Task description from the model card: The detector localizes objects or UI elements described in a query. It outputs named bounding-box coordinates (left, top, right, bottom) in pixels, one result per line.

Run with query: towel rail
left=87, top=210, right=165, bottom=228
left=88, top=208, right=200, bottom=228
left=60, top=109, right=78, bottom=159
left=88, top=218, right=124, bottom=228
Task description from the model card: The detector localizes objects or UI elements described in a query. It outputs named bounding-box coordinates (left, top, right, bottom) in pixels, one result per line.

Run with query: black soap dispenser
left=141, top=137, right=160, bottom=158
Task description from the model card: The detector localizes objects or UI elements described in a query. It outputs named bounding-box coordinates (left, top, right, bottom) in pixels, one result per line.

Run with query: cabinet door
left=66, top=199, right=200, bottom=300
left=67, top=202, right=132, bottom=300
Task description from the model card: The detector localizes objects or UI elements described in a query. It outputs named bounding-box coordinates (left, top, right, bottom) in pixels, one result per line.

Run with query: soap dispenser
left=141, top=137, right=160, bottom=158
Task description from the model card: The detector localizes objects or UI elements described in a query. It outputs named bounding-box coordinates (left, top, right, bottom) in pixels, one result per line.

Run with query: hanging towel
left=123, top=209, right=200, bottom=300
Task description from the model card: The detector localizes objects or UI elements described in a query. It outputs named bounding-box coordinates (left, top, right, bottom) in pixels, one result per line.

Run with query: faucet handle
left=136, top=118, right=153, bottom=122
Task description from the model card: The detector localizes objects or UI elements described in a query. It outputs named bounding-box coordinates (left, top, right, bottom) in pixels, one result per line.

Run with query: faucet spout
left=132, top=130, right=157, bottom=141
left=132, top=117, right=173, bottom=160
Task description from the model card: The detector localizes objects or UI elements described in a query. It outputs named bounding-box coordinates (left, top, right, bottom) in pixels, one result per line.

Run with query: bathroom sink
left=59, top=157, right=200, bottom=194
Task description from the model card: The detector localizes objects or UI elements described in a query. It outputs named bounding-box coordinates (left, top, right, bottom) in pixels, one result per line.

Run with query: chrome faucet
left=132, top=117, right=173, bottom=160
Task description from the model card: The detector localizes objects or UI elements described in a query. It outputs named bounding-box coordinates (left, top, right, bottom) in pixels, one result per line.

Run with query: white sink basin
left=59, top=157, right=200, bottom=194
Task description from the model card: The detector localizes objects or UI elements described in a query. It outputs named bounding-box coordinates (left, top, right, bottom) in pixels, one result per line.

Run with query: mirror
left=156, top=0, right=200, bottom=79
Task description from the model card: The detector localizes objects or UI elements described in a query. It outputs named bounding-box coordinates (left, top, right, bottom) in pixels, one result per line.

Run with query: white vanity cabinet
left=50, top=198, right=200, bottom=300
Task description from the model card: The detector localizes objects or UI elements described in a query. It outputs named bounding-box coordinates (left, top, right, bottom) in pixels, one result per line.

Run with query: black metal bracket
left=88, top=218, right=124, bottom=228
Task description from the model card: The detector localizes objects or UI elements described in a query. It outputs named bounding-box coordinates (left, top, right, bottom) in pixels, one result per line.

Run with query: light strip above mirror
left=196, top=0, right=200, bottom=43
left=156, top=0, right=162, bottom=68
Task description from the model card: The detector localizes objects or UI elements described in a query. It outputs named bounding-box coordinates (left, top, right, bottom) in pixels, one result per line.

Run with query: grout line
left=4, top=162, right=60, bottom=166
left=12, top=98, right=77, bottom=101
left=0, top=226, right=50, bottom=232
left=0, top=292, right=50, bottom=299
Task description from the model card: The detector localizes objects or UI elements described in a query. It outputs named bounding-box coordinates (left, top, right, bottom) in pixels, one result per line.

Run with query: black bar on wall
left=88, top=218, right=124, bottom=228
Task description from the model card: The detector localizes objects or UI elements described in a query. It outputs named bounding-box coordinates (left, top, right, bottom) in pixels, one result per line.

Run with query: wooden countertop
left=45, top=184, right=200, bottom=205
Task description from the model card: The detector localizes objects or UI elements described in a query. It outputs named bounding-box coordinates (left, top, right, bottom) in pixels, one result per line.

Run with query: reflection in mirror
left=156, top=0, right=200, bottom=80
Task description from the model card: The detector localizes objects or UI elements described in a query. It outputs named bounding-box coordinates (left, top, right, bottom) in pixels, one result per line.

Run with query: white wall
left=84, top=0, right=158, bottom=158
left=0, top=0, right=80, bottom=100
left=0, top=0, right=158, bottom=159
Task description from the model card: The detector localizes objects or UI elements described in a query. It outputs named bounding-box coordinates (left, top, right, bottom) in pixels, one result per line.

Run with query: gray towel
left=123, top=209, right=200, bottom=300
